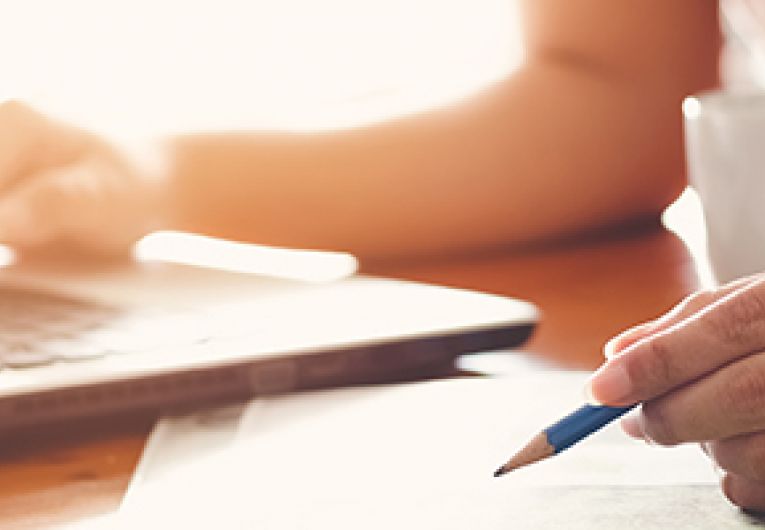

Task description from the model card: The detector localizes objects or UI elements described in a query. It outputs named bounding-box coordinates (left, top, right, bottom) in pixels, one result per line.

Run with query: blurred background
left=0, top=0, right=522, bottom=135
left=0, top=0, right=717, bottom=283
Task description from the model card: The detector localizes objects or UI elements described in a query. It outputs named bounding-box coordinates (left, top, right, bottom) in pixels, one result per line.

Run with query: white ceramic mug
left=683, top=91, right=765, bottom=284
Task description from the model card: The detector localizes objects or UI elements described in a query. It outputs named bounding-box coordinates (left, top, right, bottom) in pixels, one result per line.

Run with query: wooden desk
left=0, top=226, right=700, bottom=529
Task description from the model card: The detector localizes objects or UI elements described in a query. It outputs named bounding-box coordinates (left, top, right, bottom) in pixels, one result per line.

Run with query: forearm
left=163, top=71, right=703, bottom=261
left=163, top=2, right=720, bottom=262
left=0, top=1, right=719, bottom=262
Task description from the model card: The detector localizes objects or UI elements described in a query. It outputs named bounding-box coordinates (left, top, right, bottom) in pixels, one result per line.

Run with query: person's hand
left=0, top=100, right=166, bottom=258
left=587, top=274, right=765, bottom=511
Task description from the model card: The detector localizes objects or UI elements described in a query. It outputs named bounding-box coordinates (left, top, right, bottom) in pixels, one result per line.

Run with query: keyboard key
left=0, top=284, right=246, bottom=369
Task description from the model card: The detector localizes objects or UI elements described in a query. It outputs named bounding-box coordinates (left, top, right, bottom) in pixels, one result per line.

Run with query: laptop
left=0, top=252, right=537, bottom=428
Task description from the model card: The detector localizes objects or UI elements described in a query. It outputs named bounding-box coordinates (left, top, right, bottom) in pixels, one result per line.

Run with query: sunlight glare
left=0, top=245, right=17, bottom=269
left=134, top=231, right=358, bottom=282
left=682, top=97, right=702, bottom=120
left=661, top=187, right=715, bottom=287
left=0, top=0, right=523, bottom=136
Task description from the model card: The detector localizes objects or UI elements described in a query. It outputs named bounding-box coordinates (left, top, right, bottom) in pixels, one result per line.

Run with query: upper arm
left=519, top=0, right=721, bottom=90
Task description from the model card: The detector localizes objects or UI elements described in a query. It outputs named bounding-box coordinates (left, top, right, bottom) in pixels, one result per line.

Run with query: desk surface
left=0, top=226, right=701, bottom=529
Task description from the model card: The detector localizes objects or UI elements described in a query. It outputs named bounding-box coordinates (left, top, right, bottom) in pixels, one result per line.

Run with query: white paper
left=111, top=373, right=763, bottom=529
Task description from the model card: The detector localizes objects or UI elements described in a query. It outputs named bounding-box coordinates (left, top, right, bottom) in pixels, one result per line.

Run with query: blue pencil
left=493, top=403, right=637, bottom=477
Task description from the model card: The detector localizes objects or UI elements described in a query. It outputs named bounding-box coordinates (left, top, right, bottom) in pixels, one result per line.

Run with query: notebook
left=106, top=372, right=762, bottom=530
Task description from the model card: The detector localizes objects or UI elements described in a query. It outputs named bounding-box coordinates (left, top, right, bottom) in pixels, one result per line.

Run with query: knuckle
left=707, top=287, right=765, bottom=347
left=719, top=361, right=765, bottom=423
left=682, top=289, right=716, bottom=312
left=640, top=400, right=680, bottom=446
left=625, top=337, right=676, bottom=395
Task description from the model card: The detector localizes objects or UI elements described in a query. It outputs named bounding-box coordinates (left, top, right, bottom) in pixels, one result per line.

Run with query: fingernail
left=585, top=361, right=632, bottom=405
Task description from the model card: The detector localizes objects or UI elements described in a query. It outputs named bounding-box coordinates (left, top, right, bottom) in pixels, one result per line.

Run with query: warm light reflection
left=57, top=514, right=116, bottom=530
left=0, top=0, right=523, bottom=136
left=682, top=97, right=702, bottom=120
left=0, top=245, right=16, bottom=268
left=134, top=231, right=358, bottom=282
left=661, top=186, right=715, bottom=287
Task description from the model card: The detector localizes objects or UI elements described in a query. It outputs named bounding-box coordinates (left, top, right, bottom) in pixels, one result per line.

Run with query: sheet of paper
left=112, top=372, right=763, bottom=529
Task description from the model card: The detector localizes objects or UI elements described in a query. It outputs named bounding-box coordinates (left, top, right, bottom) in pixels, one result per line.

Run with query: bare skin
left=8, top=0, right=765, bottom=511
left=167, top=1, right=720, bottom=261
left=0, top=1, right=720, bottom=263
left=589, top=274, right=765, bottom=511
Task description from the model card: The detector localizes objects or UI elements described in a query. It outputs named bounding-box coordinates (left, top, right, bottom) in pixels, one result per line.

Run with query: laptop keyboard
left=0, top=287, right=219, bottom=369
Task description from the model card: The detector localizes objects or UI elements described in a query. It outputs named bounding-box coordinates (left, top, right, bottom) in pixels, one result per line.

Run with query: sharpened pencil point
left=493, top=432, right=555, bottom=478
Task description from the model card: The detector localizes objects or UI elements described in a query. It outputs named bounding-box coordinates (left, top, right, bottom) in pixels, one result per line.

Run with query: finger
left=0, top=101, right=60, bottom=189
left=604, top=277, right=761, bottom=359
left=722, top=472, right=765, bottom=512
left=0, top=195, right=57, bottom=248
left=0, top=166, right=77, bottom=249
left=0, top=101, right=44, bottom=182
left=46, top=156, right=148, bottom=253
left=709, top=432, right=765, bottom=483
left=604, top=322, right=656, bottom=359
left=619, top=411, right=646, bottom=440
left=587, top=277, right=765, bottom=405
left=625, top=352, right=765, bottom=445
left=0, top=157, right=147, bottom=256
left=0, top=100, right=89, bottom=193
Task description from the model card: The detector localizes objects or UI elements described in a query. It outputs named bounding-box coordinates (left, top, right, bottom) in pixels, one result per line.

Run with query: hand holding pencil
left=495, top=274, right=765, bottom=512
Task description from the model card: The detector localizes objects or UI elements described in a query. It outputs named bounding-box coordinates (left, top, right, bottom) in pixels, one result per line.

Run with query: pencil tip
left=492, top=432, right=556, bottom=479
